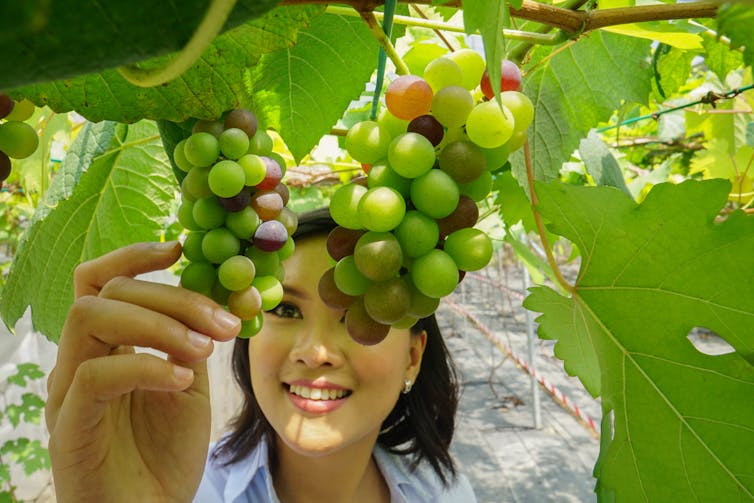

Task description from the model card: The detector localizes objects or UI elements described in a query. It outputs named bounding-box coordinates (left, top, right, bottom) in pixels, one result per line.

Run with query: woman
left=46, top=208, right=475, bottom=502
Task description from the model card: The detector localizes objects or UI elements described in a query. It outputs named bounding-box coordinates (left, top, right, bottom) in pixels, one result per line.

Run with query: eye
left=271, top=302, right=303, bottom=319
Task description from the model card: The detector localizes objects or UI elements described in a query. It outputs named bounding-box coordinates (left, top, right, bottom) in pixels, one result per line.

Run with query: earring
left=402, top=378, right=413, bottom=394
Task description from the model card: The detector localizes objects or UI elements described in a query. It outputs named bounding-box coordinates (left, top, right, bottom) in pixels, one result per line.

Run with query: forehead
left=283, top=235, right=330, bottom=291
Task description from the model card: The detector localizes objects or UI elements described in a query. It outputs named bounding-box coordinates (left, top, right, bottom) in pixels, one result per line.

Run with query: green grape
left=500, top=91, right=534, bottom=134
left=184, top=132, right=220, bottom=167
left=353, top=231, right=403, bottom=281
left=248, top=129, right=274, bottom=155
left=422, top=57, right=463, bottom=93
left=218, top=255, right=256, bottom=291
left=180, top=177, right=197, bottom=203
left=225, top=206, right=260, bottom=239
left=276, top=207, right=299, bottom=236
left=446, top=49, right=486, bottom=91
left=345, top=121, right=392, bottom=164
left=330, top=183, right=367, bottom=230
left=210, top=280, right=231, bottom=306
left=180, top=262, right=216, bottom=296
left=410, top=169, right=459, bottom=219
left=219, top=127, right=250, bottom=160
left=228, top=286, right=263, bottom=320
left=334, top=255, right=371, bottom=296
left=387, top=132, right=435, bottom=179
left=393, top=210, right=439, bottom=258
left=363, top=277, right=411, bottom=325
left=506, top=130, right=527, bottom=152
left=410, top=249, right=459, bottom=298
left=201, top=227, right=241, bottom=264
left=459, top=170, right=493, bottom=202
left=192, top=196, right=226, bottom=229
left=392, top=314, right=419, bottom=329
left=406, top=278, right=441, bottom=317
left=345, top=297, right=390, bottom=346
left=377, top=109, right=408, bottom=139
left=252, top=275, right=284, bottom=311
left=0, top=121, right=38, bottom=159
left=482, top=143, right=509, bottom=173
left=438, top=140, right=487, bottom=184
left=367, top=162, right=411, bottom=199
left=246, top=246, right=280, bottom=276
left=177, top=200, right=201, bottom=231
left=357, top=186, right=406, bottom=232
left=182, top=166, right=213, bottom=199
left=444, top=227, right=493, bottom=271
left=465, top=101, right=514, bottom=149
left=182, top=231, right=206, bottom=262
left=191, top=119, right=225, bottom=139
left=385, top=75, right=433, bottom=121
left=277, top=237, right=295, bottom=261
left=237, top=312, right=264, bottom=339
left=208, top=160, right=245, bottom=198
left=238, top=154, right=267, bottom=187
left=192, top=119, right=224, bottom=138
left=430, top=86, right=474, bottom=129
left=173, top=139, right=195, bottom=172
left=4, top=99, right=34, bottom=122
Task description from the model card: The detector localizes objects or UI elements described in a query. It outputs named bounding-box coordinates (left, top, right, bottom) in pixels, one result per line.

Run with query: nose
left=288, top=311, right=345, bottom=368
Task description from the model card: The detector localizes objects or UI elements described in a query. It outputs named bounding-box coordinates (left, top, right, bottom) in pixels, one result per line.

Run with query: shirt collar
left=223, top=437, right=279, bottom=503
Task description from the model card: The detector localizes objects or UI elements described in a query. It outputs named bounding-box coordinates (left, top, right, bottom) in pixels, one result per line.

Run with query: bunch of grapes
left=174, top=108, right=296, bottom=338
left=324, top=51, right=533, bottom=345
left=0, top=94, right=39, bottom=188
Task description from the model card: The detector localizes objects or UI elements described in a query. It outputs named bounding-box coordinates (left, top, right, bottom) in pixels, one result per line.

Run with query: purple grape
left=408, top=114, right=444, bottom=146
left=0, top=151, right=11, bottom=182
left=218, top=189, right=251, bottom=212
left=253, top=220, right=288, bottom=252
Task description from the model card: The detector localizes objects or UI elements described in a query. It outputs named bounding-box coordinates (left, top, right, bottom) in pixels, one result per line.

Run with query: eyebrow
left=282, top=284, right=309, bottom=299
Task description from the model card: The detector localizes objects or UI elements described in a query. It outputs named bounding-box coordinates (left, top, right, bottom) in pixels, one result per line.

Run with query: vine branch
left=281, top=0, right=719, bottom=34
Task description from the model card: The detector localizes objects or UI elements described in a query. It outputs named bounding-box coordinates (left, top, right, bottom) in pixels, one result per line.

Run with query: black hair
left=213, top=207, right=460, bottom=486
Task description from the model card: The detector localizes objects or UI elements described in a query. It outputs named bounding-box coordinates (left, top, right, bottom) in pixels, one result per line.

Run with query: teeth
left=289, top=384, right=348, bottom=401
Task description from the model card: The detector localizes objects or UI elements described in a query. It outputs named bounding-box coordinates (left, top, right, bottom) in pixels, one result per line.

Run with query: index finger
left=74, top=241, right=182, bottom=298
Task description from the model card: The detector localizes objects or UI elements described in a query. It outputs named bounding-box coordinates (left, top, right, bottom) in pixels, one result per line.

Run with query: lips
left=283, top=381, right=352, bottom=414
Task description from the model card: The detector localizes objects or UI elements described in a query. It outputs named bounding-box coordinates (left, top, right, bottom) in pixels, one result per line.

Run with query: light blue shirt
left=194, top=438, right=476, bottom=502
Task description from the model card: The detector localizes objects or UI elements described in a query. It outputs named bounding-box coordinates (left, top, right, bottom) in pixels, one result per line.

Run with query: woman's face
left=248, top=235, right=426, bottom=457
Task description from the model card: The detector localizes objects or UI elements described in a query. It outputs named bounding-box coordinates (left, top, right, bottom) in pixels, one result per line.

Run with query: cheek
left=351, top=341, right=411, bottom=386
left=248, top=333, right=289, bottom=382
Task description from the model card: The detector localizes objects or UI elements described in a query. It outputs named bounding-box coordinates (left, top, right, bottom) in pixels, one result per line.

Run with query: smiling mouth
left=284, top=383, right=352, bottom=401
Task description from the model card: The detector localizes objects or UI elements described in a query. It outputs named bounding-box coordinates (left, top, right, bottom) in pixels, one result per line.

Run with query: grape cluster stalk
left=327, top=52, right=533, bottom=345
left=174, top=108, right=296, bottom=338
left=0, top=94, right=39, bottom=188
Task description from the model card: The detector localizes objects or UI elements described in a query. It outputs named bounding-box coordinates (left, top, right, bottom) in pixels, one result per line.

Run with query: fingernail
left=173, top=365, right=194, bottom=382
left=214, top=309, right=241, bottom=331
left=187, top=330, right=212, bottom=349
left=151, top=241, right=178, bottom=252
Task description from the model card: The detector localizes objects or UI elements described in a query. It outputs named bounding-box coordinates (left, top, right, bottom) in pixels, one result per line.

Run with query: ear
left=406, top=330, right=428, bottom=380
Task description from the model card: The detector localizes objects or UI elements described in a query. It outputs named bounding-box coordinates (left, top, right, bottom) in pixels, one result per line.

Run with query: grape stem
left=359, top=10, right=410, bottom=75
left=117, top=0, right=238, bottom=87
left=524, top=139, right=576, bottom=295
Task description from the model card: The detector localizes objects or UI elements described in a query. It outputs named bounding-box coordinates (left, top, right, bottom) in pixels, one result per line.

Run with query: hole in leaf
left=686, top=327, right=735, bottom=356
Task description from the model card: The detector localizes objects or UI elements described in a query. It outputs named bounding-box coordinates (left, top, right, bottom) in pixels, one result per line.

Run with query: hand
left=46, top=242, right=241, bottom=502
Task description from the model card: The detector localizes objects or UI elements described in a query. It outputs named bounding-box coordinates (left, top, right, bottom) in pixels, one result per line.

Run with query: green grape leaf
left=524, top=179, right=754, bottom=501
left=651, top=45, right=695, bottom=100
left=4, top=394, right=45, bottom=428
left=702, top=34, right=745, bottom=83
left=514, top=31, right=652, bottom=188
left=13, top=6, right=321, bottom=124
left=578, top=130, right=632, bottom=197
left=6, top=363, right=45, bottom=388
left=249, top=11, right=380, bottom=162
left=463, top=0, right=507, bottom=99
left=492, top=170, right=537, bottom=231
left=0, top=0, right=280, bottom=90
left=602, top=21, right=703, bottom=50
left=0, top=121, right=175, bottom=341
left=746, top=121, right=754, bottom=147
left=717, top=3, right=754, bottom=68
left=690, top=137, right=754, bottom=198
